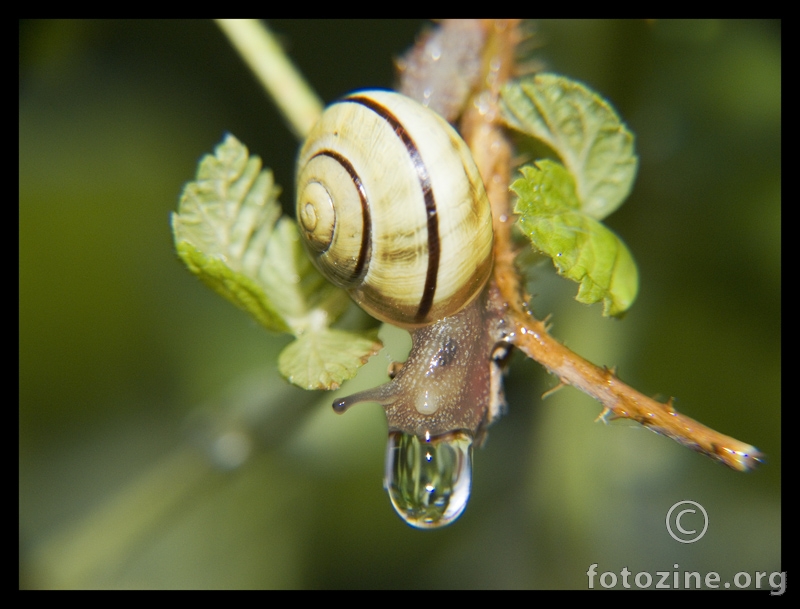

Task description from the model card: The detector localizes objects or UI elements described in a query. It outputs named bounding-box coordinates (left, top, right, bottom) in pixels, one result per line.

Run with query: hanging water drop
left=384, top=430, right=473, bottom=529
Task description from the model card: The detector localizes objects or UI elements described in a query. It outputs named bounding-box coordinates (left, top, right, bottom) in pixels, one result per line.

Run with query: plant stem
left=218, top=18, right=762, bottom=472
left=463, top=20, right=761, bottom=472
left=507, top=311, right=762, bottom=471
left=215, top=19, right=323, bottom=140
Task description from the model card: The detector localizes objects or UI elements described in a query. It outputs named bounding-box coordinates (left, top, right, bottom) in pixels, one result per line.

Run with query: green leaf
left=172, top=135, right=379, bottom=390
left=500, top=73, right=638, bottom=219
left=512, top=162, right=638, bottom=316
left=171, top=134, right=351, bottom=335
left=278, top=329, right=383, bottom=391
left=259, top=216, right=351, bottom=334
left=175, top=240, right=290, bottom=333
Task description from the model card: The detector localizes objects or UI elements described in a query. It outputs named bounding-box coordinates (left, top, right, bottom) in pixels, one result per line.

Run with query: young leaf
left=512, top=162, right=638, bottom=316
left=278, top=329, right=383, bottom=391
left=499, top=73, right=638, bottom=220
left=172, top=134, right=381, bottom=390
left=175, top=240, right=290, bottom=333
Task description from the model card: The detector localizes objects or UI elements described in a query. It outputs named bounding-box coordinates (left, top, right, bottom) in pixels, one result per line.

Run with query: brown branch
left=461, top=20, right=762, bottom=472
left=507, top=312, right=762, bottom=471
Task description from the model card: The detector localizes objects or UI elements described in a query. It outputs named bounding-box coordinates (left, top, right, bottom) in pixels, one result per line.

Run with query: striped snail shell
left=296, top=89, right=493, bottom=328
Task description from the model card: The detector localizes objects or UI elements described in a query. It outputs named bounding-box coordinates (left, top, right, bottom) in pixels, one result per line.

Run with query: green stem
left=215, top=19, right=323, bottom=140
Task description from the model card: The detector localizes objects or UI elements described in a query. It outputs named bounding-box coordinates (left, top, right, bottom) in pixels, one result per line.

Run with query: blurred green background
left=20, top=20, right=780, bottom=589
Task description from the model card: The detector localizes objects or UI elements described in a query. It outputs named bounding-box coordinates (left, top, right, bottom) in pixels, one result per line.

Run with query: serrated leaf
left=278, top=329, right=383, bottom=391
left=512, top=162, right=638, bottom=316
left=260, top=216, right=351, bottom=333
left=500, top=73, right=638, bottom=220
left=171, top=134, right=350, bottom=336
left=172, top=135, right=378, bottom=390
left=176, top=240, right=290, bottom=333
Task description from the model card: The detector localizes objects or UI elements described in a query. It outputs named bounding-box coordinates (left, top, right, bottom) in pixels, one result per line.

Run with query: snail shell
left=296, top=89, right=493, bottom=328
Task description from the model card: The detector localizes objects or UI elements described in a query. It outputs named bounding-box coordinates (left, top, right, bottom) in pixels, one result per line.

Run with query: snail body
left=296, top=89, right=493, bottom=328
left=333, top=286, right=509, bottom=529
left=296, top=90, right=508, bottom=529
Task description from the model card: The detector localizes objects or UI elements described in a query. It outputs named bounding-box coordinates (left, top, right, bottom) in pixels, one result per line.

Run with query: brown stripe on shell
left=312, top=149, right=371, bottom=283
left=345, top=94, right=440, bottom=323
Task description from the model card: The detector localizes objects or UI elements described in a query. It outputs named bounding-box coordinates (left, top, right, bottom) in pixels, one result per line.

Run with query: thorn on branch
left=594, top=407, right=613, bottom=424
left=541, top=382, right=565, bottom=400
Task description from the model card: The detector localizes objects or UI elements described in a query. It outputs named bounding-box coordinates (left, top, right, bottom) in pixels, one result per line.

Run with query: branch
left=215, top=19, right=323, bottom=140
left=219, top=18, right=763, bottom=472
left=462, top=20, right=762, bottom=472
left=509, top=312, right=762, bottom=471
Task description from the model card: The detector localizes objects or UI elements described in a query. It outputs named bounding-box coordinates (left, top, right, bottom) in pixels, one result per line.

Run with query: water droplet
left=384, top=430, right=473, bottom=529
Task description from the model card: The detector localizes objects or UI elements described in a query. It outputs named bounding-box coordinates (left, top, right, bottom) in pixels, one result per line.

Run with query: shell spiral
left=296, top=89, right=493, bottom=328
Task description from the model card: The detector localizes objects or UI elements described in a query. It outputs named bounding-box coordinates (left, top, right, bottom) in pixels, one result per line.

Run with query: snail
left=296, top=90, right=510, bottom=528
left=296, top=89, right=494, bottom=328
